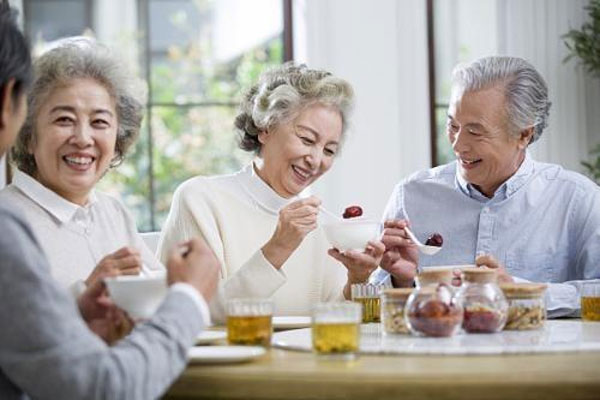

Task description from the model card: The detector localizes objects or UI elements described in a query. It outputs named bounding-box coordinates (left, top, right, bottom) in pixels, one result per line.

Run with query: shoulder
left=533, top=161, right=599, bottom=195
left=394, top=162, right=456, bottom=192
left=0, top=204, right=38, bottom=248
left=173, top=171, right=242, bottom=206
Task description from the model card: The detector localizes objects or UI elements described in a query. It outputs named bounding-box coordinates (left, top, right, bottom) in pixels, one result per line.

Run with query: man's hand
left=85, top=247, right=142, bottom=287
left=380, top=219, right=419, bottom=287
left=476, top=254, right=514, bottom=283
left=167, top=237, right=221, bottom=301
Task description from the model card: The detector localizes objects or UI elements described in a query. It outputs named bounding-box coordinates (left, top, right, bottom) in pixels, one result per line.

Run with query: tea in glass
left=351, top=283, right=382, bottom=323
left=226, top=299, right=273, bottom=346
left=581, top=282, right=600, bottom=321
left=312, top=302, right=361, bottom=359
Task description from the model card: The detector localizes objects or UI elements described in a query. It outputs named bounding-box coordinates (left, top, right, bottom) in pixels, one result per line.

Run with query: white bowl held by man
left=323, top=219, right=381, bottom=252
left=105, top=273, right=168, bottom=319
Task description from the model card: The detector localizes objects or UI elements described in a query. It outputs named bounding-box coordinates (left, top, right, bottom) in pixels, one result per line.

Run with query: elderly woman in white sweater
left=157, top=63, right=385, bottom=319
left=0, top=38, right=162, bottom=295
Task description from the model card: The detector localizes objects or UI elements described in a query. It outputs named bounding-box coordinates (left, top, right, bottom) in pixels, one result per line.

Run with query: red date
left=425, top=233, right=443, bottom=247
left=343, top=205, right=363, bottom=219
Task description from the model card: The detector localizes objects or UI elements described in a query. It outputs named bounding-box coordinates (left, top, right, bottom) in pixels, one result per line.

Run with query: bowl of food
left=322, top=206, right=380, bottom=252
left=104, top=273, right=168, bottom=319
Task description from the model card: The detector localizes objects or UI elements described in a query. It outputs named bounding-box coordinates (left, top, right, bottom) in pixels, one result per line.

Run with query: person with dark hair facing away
left=0, top=3, right=221, bottom=399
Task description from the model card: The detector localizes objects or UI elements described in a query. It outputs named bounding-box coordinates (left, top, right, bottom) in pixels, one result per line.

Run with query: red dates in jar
left=407, top=299, right=463, bottom=337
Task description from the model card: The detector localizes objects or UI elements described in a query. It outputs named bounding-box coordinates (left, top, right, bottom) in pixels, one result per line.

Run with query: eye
left=324, top=147, right=336, bottom=157
left=92, top=119, right=110, bottom=128
left=300, top=136, right=315, bottom=145
left=55, top=116, right=74, bottom=125
left=468, top=128, right=482, bottom=136
left=446, top=121, right=459, bottom=133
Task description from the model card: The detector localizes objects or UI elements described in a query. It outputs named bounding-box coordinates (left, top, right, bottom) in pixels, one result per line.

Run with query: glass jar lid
left=462, top=268, right=497, bottom=283
left=416, top=267, right=453, bottom=286
left=499, top=283, right=547, bottom=299
left=381, top=288, right=413, bottom=299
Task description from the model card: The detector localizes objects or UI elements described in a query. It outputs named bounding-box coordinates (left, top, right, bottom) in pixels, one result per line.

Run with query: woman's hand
left=380, top=219, right=419, bottom=287
left=78, top=280, right=134, bottom=344
left=262, top=196, right=321, bottom=269
left=85, top=246, right=142, bottom=287
left=328, top=240, right=385, bottom=299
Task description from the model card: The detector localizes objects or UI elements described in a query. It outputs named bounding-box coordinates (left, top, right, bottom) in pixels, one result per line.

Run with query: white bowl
left=104, top=274, right=168, bottom=319
left=322, top=219, right=381, bottom=252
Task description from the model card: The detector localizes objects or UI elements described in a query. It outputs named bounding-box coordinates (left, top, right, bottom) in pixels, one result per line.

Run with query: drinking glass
left=311, top=302, right=361, bottom=360
left=226, top=298, right=273, bottom=346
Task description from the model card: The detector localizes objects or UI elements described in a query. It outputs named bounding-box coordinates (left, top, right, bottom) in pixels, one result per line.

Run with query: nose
left=70, top=123, right=94, bottom=147
left=450, top=128, right=469, bottom=154
left=305, top=146, right=322, bottom=170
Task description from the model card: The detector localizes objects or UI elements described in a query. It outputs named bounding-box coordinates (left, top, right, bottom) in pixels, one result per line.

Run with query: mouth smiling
left=63, top=154, right=96, bottom=170
left=291, top=165, right=314, bottom=183
left=458, top=157, right=482, bottom=169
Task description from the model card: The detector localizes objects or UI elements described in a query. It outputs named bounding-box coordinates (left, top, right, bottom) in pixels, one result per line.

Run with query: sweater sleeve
left=157, top=179, right=286, bottom=323
left=0, top=208, right=205, bottom=400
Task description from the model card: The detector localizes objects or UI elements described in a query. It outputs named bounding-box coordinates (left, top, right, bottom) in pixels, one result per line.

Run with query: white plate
left=187, top=345, right=266, bottom=364
left=195, top=330, right=227, bottom=345
left=273, top=316, right=311, bottom=330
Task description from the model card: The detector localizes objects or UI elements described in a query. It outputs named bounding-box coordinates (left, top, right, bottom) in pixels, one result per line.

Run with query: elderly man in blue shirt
left=372, top=55, right=600, bottom=318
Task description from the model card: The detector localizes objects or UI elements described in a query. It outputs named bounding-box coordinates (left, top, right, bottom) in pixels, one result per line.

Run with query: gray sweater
left=0, top=204, right=204, bottom=399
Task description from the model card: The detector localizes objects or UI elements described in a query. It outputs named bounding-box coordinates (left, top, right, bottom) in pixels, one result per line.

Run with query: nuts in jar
left=500, top=283, right=547, bottom=330
left=381, top=288, right=413, bottom=334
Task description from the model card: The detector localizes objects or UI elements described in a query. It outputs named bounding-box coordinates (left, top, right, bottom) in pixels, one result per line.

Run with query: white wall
left=497, top=0, right=600, bottom=172
left=292, top=0, right=599, bottom=219
left=293, top=0, right=431, bottom=217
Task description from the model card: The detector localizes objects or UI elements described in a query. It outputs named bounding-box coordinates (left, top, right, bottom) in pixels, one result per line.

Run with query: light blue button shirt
left=371, top=153, right=600, bottom=317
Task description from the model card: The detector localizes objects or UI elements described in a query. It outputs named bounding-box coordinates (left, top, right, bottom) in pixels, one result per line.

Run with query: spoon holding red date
left=404, top=227, right=443, bottom=256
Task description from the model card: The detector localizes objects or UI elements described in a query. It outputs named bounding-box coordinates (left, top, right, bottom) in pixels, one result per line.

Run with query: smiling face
left=30, top=78, right=117, bottom=205
left=256, top=103, right=343, bottom=198
left=447, top=84, right=532, bottom=197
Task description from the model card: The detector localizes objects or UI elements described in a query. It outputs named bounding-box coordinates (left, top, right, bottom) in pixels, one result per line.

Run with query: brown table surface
left=165, top=322, right=600, bottom=400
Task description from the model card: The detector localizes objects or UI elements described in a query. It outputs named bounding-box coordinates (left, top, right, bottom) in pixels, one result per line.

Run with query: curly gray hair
left=11, top=37, right=146, bottom=175
left=235, top=62, right=354, bottom=154
left=451, top=56, right=551, bottom=144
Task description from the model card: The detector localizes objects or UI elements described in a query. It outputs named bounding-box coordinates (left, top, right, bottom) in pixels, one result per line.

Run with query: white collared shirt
left=0, top=170, right=164, bottom=293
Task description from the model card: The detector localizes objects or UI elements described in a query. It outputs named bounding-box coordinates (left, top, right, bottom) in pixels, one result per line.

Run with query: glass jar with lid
left=381, top=288, right=413, bottom=335
left=405, top=268, right=463, bottom=337
left=499, top=283, right=547, bottom=330
left=351, top=283, right=382, bottom=323
left=456, top=268, right=508, bottom=333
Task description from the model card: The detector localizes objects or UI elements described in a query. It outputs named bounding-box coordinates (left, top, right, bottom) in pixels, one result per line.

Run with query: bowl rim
left=322, top=218, right=381, bottom=227
left=104, top=274, right=167, bottom=284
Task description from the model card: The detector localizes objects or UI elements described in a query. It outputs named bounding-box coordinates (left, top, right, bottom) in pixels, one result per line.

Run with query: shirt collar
left=12, top=169, right=98, bottom=223
left=237, top=159, right=312, bottom=215
left=454, top=151, right=534, bottom=202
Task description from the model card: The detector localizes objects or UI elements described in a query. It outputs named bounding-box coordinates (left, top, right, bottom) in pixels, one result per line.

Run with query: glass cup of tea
left=581, top=281, right=600, bottom=322
left=311, top=302, right=362, bottom=360
left=226, top=298, right=274, bottom=346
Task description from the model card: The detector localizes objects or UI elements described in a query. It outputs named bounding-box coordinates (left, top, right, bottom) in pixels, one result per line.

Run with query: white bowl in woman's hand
left=104, top=273, right=168, bottom=319
left=322, top=218, right=381, bottom=252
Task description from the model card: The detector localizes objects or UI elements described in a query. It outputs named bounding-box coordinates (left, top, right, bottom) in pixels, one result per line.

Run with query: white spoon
left=319, top=206, right=342, bottom=221
left=404, top=227, right=442, bottom=256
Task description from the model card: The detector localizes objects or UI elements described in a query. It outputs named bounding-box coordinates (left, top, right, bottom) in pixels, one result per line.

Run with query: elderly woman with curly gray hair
left=0, top=38, right=163, bottom=296
left=157, top=63, right=385, bottom=320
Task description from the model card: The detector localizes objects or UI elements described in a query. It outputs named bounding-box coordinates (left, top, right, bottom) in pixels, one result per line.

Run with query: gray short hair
left=451, top=56, right=551, bottom=143
left=235, top=62, right=354, bottom=154
left=12, top=37, right=146, bottom=175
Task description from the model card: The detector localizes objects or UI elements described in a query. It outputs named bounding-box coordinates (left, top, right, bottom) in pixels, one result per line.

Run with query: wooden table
left=165, top=322, right=600, bottom=400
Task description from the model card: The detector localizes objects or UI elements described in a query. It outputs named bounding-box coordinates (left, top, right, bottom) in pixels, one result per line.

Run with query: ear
left=517, top=126, right=535, bottom=149
left=257, top=129, right=269, bottom=145
left=0, top=78, right=17, bottom=130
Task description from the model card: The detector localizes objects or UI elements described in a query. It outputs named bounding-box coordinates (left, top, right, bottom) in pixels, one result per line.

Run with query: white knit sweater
left=157, top=163, right=347, bottom=321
